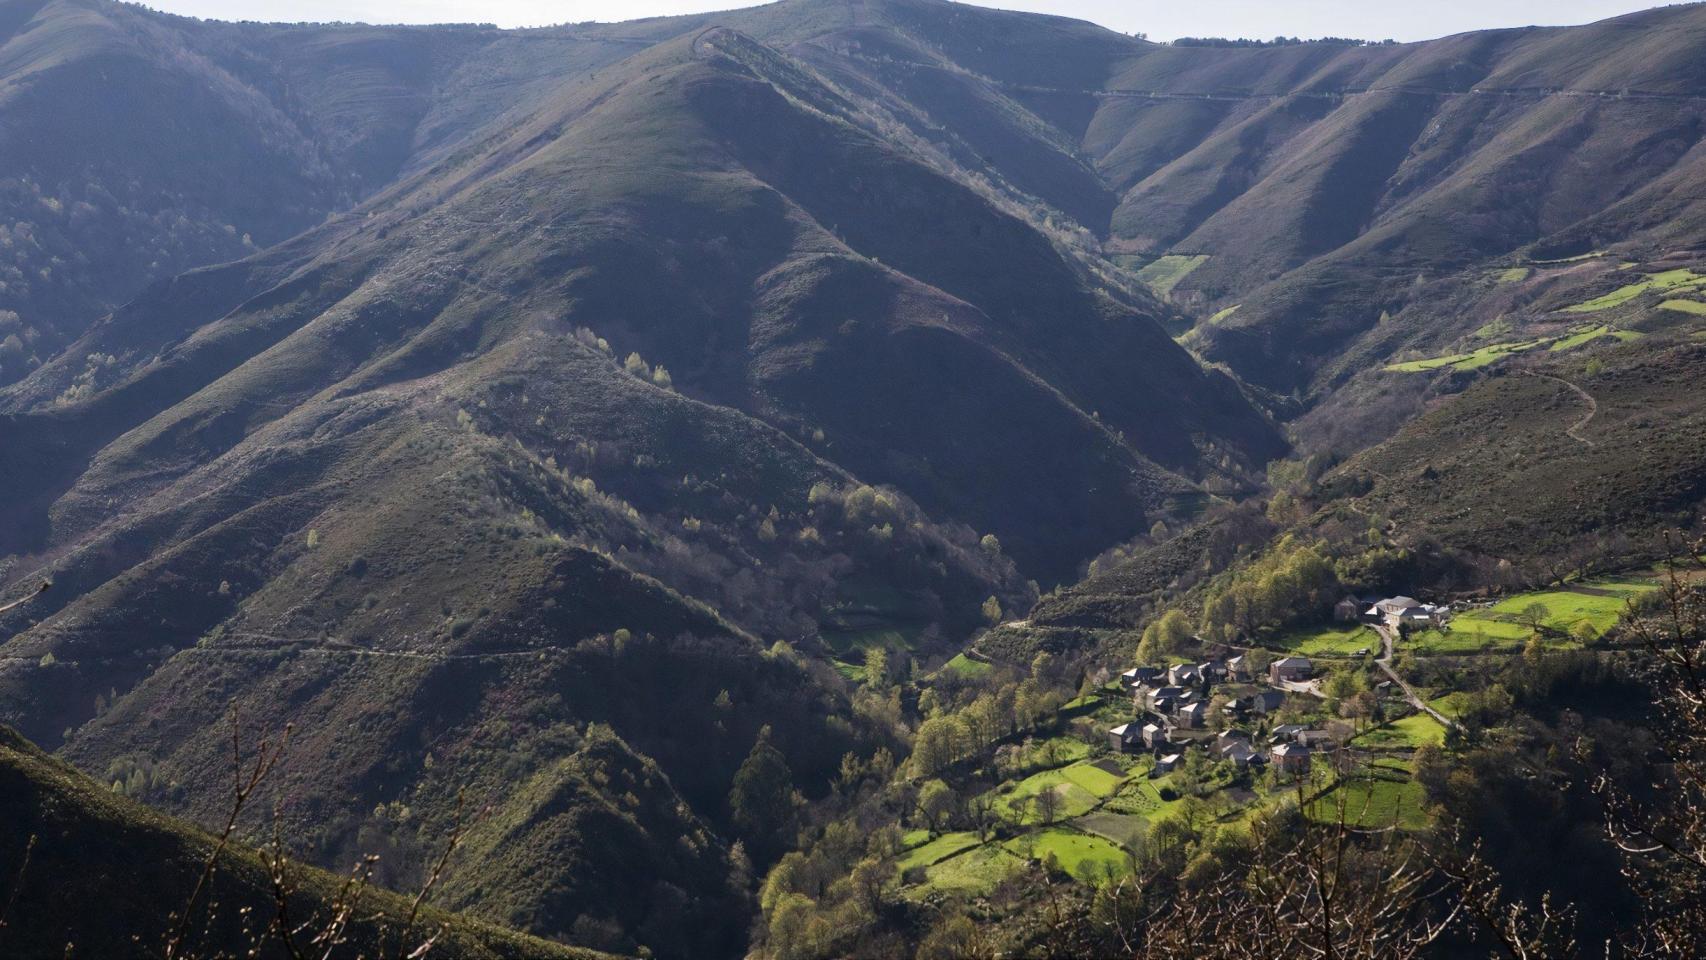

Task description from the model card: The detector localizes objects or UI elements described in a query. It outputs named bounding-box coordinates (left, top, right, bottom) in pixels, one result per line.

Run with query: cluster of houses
left=1100, top=590, right=1448, bottom=783
left=1106, top=657, right=1329, bottom=779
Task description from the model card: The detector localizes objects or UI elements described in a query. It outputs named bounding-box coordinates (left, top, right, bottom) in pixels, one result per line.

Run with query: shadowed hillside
left=3, top=0, right=1706, bottom=955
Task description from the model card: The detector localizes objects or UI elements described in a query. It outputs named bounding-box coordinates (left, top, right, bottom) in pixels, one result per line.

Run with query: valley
left=1, top=0, right=1706, bottom=956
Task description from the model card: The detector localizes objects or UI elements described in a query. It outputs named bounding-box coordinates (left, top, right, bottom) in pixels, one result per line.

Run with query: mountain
left=2, top=0, right=1706, bottom=955
left=0, top=722, right=598, bottom=958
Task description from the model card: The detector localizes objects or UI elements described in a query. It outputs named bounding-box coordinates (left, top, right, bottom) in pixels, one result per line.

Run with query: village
left=1105, top=594, right=1454, bottom=778
left=889, top=573, right=1660, bottom=900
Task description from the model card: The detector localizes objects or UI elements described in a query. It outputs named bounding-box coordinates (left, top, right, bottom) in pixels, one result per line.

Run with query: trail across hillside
left=1528, top=372, right=1599, bottom=446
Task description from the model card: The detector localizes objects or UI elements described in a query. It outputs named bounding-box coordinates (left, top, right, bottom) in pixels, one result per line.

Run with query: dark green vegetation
left=0, top=722, right=599, bottom=959
left=4, top=0, right=1706, bottom=955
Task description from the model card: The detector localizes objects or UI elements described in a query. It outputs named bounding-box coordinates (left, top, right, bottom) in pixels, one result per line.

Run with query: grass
left=1059, top=759, right=1127, bottom=798
left=1486, top=586, right=1646, bottom=635
left=1408, top=581, right=1655, bottom=652
left=1004, top=827, right=1131, bottom=877
left=941, top=652, right=991, bottom=677
left=991, top=768, right=1100, bottom=824
left=1409, top=616, right=1531, bottom=654
left=1073, top=811, right=1148, bottom=846
left=1269, top=623, right=1375, bottom=656
left=911, top=844, right=1025, bottom=896
left=1385, top=339, right=1548, bottom=373
left=1360, top=713, right=1447, bottom=749
left=1566, top=269, right=1706, bottom=313
left=1136, top=254, right=1209, bottom=297
left=1207, top=304, right=1240, bottom=324
left=1495, top=267, right=1530, bottom=283
left=1309, top=776, right=1431, bottom=830
left=897, top=832, right=982, bottom=873
left=1660, top=299, right=1706, bottom=316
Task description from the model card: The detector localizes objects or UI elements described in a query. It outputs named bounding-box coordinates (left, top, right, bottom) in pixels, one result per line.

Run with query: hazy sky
left=137, top=0, right=1673, bottom=41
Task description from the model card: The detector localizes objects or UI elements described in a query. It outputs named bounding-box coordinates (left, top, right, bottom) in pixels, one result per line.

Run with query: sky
left=136, top=0, right=1674, bottom=41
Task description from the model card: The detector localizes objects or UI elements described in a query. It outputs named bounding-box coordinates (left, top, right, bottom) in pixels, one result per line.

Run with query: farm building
left=1270, top=656, right=1313, bottom=683
left=1272, top=742, right=1311, bottom=775
left=1107, top=723, right=1144, bottom=754
left=1178, top=702, right=1207, bottom=729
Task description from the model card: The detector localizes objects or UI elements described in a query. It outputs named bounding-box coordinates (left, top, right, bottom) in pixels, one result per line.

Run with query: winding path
left=1373, top=623, right=1461, bottom=731
left=1528, top=372, right=1599, bottom=447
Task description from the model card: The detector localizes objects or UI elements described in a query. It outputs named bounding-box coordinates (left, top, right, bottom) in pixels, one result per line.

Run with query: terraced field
left=1269, top=624, right=1376, bottom=656
left=1135, top=254, right=1209, bottom=297
left=1566, top=268, right=1706, bottom=313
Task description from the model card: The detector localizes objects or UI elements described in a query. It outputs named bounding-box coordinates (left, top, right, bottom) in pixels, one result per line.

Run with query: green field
left=897, top=832, right=981, bottom=873
left=1073, top=811, right=1148, bottom=847
left=1136, top=254, right=1209, bottom=297
left=940, top=652, right=991, bottom=677
left=1487, top=583, right=1653, bottom=635
left=1207, top=304, right=1240, bottom=324
left=1061, top=760, right=1127, bottom=797
left=991, top=768, right=1100, bottom=824
left=1660, top=299, right=1706, bottom=316
left=1567, top=269, right=1706, bottom=313
left=1005, top=828, right=1131, bottom=878
left=911, top=844, right=1024, bottom=896
left=1385, top=339, right=1548, bottom=373
left=1360, top=712, right=1446, bottom=749
left=1270, top=623, right=1375, bottom=656
left=1309, top=776, right=1430, bottom=830
left=1496, top=267, right=1531, bottom=283
left=1409, top=615, right=1531, bottom=653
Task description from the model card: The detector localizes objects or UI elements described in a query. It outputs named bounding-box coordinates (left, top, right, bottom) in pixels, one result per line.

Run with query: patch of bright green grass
left=1269, top=624, right=1375, bottom=656
left=1136, top=254, right=1209, bottom=297
left=1487, top=585, right=1650, bottom=635
left=897, top=832, right=981, bottom=873
left=1060, top=760, right=1126, bottom=798
left=1005, top=828, right=1131, bottom=877
left=1309, top=777, right=1431, bottom=830
left=1660, top=299, right=1706, bottom=316
left=1387, top=713, right=1446, bottom=748
left=1567, top=270, right=1706, bottom=313
left=912, top=844, right=1023, bottom=896
left=1551, top=325, right=1612, bottom=350
left=1385, top=339, right=1549, bottom=373
left=1207, top=304, right=1240, bottom=324
left=992, top=769, right=1100, bottom=824
left=1496, top=267, right=1530, bottom=283
left=941, top=652, right=991, bottom=678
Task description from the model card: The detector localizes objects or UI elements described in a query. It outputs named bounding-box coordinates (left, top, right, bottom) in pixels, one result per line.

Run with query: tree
left=651, top=365, right=673, bottom=389
left=1517, top=602, right=1552, bottom=634
left=980, top=533, right=1002, bottom=556
left=863, top=646, right=889, bottom=689
left=730, top=727, right=796, bottom=850
left=918, top=779, right=958, bottom=834
left=982, top=596, right=1003, bottom=625
left=1593, top=544, right=1706, bottom=956
left=1034, top=784, right=1060, bottom=825
left=1138, top=609, right=1193, bottom=662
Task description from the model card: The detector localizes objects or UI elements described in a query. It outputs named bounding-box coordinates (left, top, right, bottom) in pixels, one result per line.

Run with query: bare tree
left=1590, top=535, right=1706, bottom=958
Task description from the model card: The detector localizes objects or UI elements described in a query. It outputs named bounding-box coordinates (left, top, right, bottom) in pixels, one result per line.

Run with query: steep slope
left=0, top=18, right=1286, bottom=955
left=0, top=723, right=597, bottom=959
left=0, top=0, right=699, bottom=386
